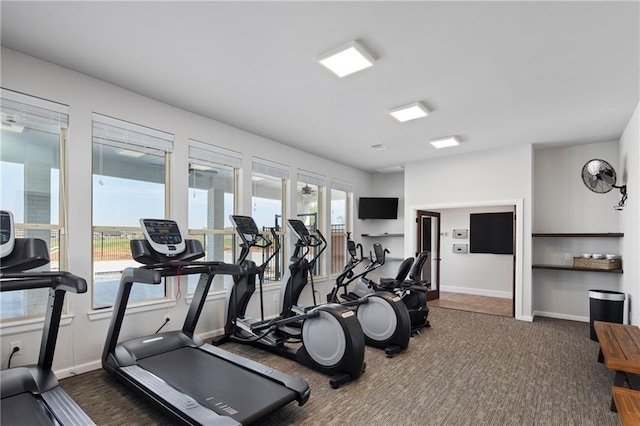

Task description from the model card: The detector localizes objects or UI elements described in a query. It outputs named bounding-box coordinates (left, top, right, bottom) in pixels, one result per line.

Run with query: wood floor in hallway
left=429, top=291, right=513, bottom=317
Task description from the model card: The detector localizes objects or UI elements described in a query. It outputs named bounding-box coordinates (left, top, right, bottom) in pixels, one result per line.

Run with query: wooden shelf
left=532, top=233, right=623, bottom=238
left=532, top=264, right=623, bottom=274
left=361, top=233, right=403, bottom=238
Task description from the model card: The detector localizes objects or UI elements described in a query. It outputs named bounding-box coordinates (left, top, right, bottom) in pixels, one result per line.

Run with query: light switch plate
left=453, top=244, right=468, bottom=254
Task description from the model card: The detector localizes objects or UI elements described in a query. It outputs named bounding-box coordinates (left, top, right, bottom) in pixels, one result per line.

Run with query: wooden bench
left=594, top=321, right=640, bottom=415
left=612, top=387, right=640, bottom=426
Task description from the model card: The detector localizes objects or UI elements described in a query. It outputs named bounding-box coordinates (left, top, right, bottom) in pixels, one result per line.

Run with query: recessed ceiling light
left=317, top=40, right=376, bottom=78
left=389, top=102, right=430, bottom=122
left=430, top=136, right=461, bottom=149
left=371, top=143, right=387, bottom=151
left=116, top=148, right=145, bottom=158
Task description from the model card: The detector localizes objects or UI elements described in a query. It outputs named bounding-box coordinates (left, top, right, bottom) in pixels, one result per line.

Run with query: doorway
left=418, top=206, right=516, bottom=318
left=416, top=210, right=440, bottom=301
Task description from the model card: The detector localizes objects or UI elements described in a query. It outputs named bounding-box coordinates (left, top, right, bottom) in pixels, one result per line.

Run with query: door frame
left=416, top=210, right=441, bottom=301
left=406, top=199, right=524, bottom=320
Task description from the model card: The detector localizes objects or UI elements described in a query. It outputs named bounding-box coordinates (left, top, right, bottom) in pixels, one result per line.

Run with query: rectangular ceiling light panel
left=317, top=40, right=376, bottom=78
left=430, top=136, right=460, bottom=149
left=389, top=102, right=429, bottom=122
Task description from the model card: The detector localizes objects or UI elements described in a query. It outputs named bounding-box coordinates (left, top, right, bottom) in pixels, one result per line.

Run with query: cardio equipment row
left=1, top=211, right=431, bottom=425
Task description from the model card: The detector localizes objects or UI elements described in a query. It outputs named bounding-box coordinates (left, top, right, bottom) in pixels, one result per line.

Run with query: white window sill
left=1, top=314, right=74, bottom=336
left=184, top=281, right=283, bottom=304
left=87, top=298, right=178, bottom=321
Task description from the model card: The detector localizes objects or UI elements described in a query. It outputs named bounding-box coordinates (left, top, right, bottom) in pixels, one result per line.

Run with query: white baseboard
left=198, top=327, right=225, bottom=341
left=440, top=285, right=512, bottom=299
left=56, top=359, right=102, bottom=380
left=533, top=310, right=589, bottom=323
left=517, top=315, right=534, bottom=322
left=55, top=319, right=282, bottom=379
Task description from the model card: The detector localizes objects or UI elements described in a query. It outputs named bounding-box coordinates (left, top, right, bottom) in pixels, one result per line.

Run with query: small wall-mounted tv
left=358, top=197, right=399, bottom=219
left=470, top=212, right=514, bottom=254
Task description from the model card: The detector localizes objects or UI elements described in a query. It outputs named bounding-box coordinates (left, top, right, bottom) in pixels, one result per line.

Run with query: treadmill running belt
left=137, top=346, right=297, bottom=424
left=1, top=392, right=59, bottom=426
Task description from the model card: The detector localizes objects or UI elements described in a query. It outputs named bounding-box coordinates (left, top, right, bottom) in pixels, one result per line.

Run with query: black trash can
left=589, top=290, right=625, bottom=341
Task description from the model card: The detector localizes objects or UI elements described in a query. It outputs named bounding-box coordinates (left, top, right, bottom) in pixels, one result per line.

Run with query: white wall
left=533, top=140, right=622, bottom=322
left=619, top=102, right=640, bottom=325
left=404, top=144, right=533, bottom=320
left=436, top=205, right=514, bottom=298
left=357, top=171, right=406, bottom=279
left=0, top=47, right=374, bottom=376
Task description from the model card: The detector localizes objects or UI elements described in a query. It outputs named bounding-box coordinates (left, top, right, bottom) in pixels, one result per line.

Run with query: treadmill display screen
left=143, top=220, right=183, bottom=245
left=140, top=219, right=186, bottom=255
left=0, top=210, right=15, bottom=258
left=287, top=219, right=310, bottom=239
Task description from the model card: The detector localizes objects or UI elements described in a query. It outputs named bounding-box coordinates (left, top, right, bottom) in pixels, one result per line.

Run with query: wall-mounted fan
left=581, top=159, right=627, bottom=210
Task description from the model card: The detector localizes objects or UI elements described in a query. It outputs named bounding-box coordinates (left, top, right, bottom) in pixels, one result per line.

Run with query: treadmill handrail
left=121, top=267, right=163, bottom=285
left=141, top=261, right=243, bottom=278
left=0, top=271, right=87, bottom=293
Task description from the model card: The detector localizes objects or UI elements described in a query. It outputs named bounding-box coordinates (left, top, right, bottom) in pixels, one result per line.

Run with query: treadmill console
left=287, top=219, right=312, bottom=245
left=1, top=210, right=15, bottom=259
left=140, top=219, right=186, bottom=256
left=230, top=215, right=260, bottom=243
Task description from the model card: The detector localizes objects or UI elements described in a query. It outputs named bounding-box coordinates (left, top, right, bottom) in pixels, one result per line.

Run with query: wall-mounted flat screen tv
left=470, top=212, right=514, bottom=254
left=358, top=197, right=399, bottom=219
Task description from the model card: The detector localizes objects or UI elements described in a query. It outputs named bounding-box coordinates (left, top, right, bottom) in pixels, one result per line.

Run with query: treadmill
left=0, top=210, right=96, bottom=425
left=102, top=218, right=310, bottom=425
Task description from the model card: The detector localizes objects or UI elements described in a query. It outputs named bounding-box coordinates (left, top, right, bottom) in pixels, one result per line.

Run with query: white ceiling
left=1, top=1, right=638, bottom=173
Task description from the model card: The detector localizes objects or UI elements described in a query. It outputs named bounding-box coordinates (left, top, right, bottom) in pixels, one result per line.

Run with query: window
left=0, top=88, right=69, bottom=321
left=92, top=114, right=173, bottom=309
left=330, top=180, right=352, bottom=275
left=251, top=158, right=289, bottom=283
left=297, top=170, right=325, bottom=277
left=187, top=140, right=240, bottom=293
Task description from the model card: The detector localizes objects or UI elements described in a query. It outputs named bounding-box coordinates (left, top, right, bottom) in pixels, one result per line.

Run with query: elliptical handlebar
left=309, top=229, right=327, bottom=267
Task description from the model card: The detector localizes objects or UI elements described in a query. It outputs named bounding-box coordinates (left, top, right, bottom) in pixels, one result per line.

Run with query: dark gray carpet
left=60, top=307, right=625, bottom=425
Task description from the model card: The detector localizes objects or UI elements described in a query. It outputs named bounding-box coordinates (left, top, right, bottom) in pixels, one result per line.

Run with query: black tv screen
left=470, top=212, right=514, bottom=254
left=358, top=197, right=399, bottom=219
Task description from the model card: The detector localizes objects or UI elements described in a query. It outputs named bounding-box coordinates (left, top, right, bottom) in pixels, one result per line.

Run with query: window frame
left=187, top=141, right=241, bottom=294
left=330, top=186, right=352, bottom=276
left=90, top=114, right=174, bottom=310
left=251, top=158, right=290, bottom=284
left=0, top=89, right=69, bottom=322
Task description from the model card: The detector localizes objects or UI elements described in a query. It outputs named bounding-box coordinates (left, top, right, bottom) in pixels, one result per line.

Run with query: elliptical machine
left=352, top=246, right=431, bottom=335
left=286, top=220, right=411, bottom=357
left=214, top=215, right=366, bottom=389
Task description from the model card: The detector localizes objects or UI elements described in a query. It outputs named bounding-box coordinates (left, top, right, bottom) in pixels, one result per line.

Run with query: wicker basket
left=573, top=257, right=622, bottom=270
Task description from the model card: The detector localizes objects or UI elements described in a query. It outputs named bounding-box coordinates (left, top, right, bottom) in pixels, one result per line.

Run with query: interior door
left=417, top=210, right=440, bottom=301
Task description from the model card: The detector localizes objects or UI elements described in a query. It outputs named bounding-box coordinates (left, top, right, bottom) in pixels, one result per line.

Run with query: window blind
left=92, top=113, right=174, bottom=153
left=330, top=179, right=353, bottom=193
left=1, top=88, right=69, bottom=130
left=297, top=170, right=326, bottom=188
left=189, top=139, right=242, bottom=169
left=252, top=157, right=290, bottom=180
